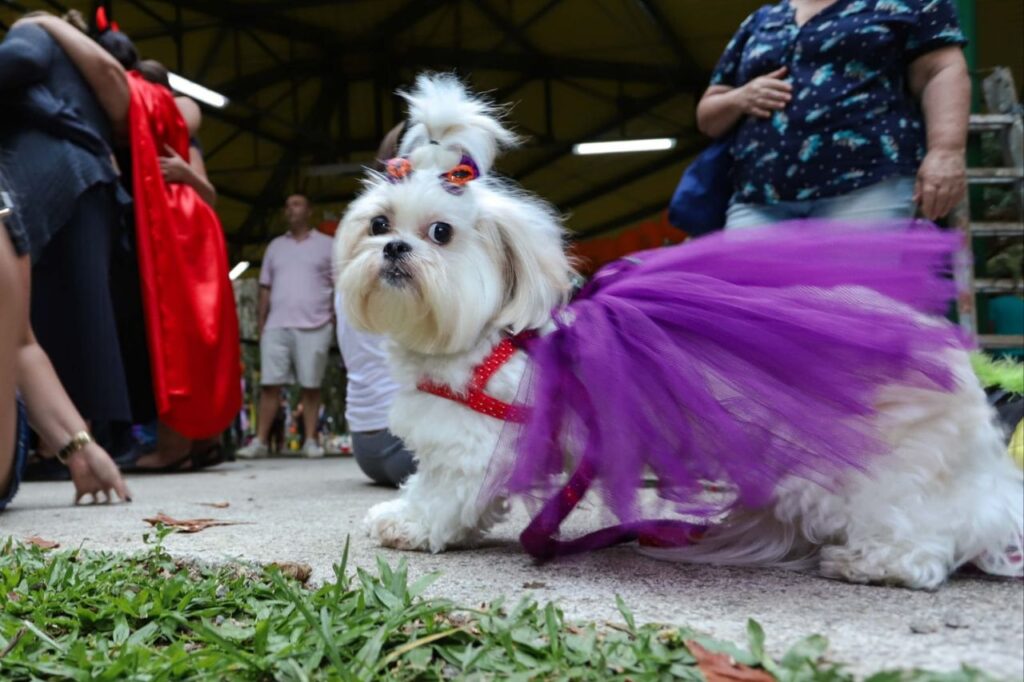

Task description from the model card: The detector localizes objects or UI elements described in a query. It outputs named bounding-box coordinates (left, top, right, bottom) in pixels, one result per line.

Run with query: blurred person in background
left=22, top=14, right=241, bottom=471
left=333, top=122, right=417, bottom=487
left=697, top=0, right=970, bottom=228
left=237, top=194, right=334, bottom=460
left=1, top=168, right=130, bottom=509
left=0, top=12, right=134, bottom=445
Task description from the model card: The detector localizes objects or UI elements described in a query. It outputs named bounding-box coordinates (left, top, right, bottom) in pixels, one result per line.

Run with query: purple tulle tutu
left=484, top=221, right=968, bottom=560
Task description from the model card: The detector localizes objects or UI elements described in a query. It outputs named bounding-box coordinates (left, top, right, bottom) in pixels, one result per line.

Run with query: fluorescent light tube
left=168, top=72, right=229, bottom=109
left=229, top=261, right=250, bottom=280
left=573, top=138, right=676, bottom=155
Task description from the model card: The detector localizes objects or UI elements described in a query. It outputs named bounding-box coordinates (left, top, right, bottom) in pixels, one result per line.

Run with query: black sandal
left=118, top=441, right=225, bottom=474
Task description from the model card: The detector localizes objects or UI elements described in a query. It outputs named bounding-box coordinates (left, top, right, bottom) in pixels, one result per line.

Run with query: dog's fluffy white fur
left=335, top=73, right=1023, bottom=589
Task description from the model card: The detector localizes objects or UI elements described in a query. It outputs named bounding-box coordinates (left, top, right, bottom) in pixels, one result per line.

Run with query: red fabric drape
left=127, top=72, right=241, bottom=438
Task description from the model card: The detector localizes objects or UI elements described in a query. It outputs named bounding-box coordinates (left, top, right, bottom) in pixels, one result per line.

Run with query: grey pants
left=351, top=429, right=417, bottom=487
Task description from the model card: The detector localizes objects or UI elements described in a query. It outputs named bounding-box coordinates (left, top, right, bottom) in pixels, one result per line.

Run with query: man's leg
left=255, top=386, right=283, bottom=445
left=300, top=388, right=321, bottom=446
left=238, top=326, right=293, bottom=457
left=295, top=322, right=333, bottom=457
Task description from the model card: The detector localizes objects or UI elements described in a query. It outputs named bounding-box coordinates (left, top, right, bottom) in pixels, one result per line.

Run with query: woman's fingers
left=934, top=182, right=956, bottom=219
left=920, top=182, right=940, bottom=220
left=114, top=477, right=132, bottom=503
left=762, top=79, right=793, bottom=93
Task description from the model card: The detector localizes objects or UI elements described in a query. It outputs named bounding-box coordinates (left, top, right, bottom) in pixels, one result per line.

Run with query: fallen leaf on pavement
left=199, top=502, right=230, bottom=509
left=686, top=641, right=775, bottom=682
left=144, top=513, right=243, bottom=533
left=25, top=537, right=59, bottom=550
left=269, top=562, right=313, bottom=583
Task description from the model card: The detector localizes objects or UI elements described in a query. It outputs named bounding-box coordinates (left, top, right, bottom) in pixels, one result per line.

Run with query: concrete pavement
left=2, top=457, right=1021, bottom=678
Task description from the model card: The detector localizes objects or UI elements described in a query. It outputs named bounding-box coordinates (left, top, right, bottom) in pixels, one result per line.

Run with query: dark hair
left=96, top=31, right=139, bottom=70
left=136, top=59, right=171, bottom=90
left=285, top=193, right=310, bottom=206
left=375, top=121, right=408, bottom=171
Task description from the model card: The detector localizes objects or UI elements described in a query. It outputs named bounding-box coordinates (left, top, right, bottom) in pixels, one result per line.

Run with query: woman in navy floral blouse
left=698, top=0, right=970, bottom=228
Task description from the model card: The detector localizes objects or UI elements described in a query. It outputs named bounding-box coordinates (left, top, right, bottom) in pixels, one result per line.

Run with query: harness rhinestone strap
left=417, top=335, right=530, bottom=423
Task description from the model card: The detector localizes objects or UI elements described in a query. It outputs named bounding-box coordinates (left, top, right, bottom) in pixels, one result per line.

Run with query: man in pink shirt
left=237, top=194, right=334, bottom=458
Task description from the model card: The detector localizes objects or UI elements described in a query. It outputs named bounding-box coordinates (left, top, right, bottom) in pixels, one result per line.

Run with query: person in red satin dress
left=123, top=66, right=242, bottom=458
left=27, top=16, right=241, bottom=470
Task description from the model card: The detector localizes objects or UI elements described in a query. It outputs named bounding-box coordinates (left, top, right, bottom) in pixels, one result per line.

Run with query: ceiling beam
left=215, top=49, right=692, bottom=105
left=123, top=0, right=175, bottom=32
left=492, top=0, right=560, bottom=52
left=556, top=139, right=700, bottom=212
left=215, top=59, right=324, bottom=98
left=402, top=47, right=694, bottom=85
left=147, top=0, right=340, bottom=46
left=194, top=24, right=230, bottom=81
left=512, top=89, right=683, bottom=183
left=469, top=0, right=542, bottom=56
left=233, top=84, right=338, bottom=248
left=573, top=199, right=671, bottom=241
left=634, top=0, right=696, bottom=70
left=130, top=20, right=221, bottom=42
left=146, top=0, right=448, bottom=51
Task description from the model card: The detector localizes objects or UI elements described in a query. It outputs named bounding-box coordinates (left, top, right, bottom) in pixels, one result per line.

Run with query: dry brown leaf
left=25, top=536, right=60, bottom=550
left=143, top=512, right=243, bottom=533
left=686, top=641, right=776, bottom=682
left=269, top=562, right=313, bottom=583
left=199, top=502, right=230, bottom=509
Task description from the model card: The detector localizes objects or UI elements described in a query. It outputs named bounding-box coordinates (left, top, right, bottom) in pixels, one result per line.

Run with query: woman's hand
left=914, top=148, right=966, bottom=220
left=66, top=441, right=131, bottom=504
left=737, top=66, right=792, bottom=118
left=159, top=144, right=192, bottom=184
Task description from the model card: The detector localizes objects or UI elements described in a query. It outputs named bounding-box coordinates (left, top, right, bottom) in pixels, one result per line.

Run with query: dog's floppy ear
left=482, top=191, right=574, bottom=334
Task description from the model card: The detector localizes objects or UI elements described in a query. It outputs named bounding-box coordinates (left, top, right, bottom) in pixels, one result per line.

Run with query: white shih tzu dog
left=334, top=74, right=1023, bottom=590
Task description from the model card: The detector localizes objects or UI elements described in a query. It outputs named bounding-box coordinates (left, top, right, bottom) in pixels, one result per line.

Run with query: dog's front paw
left=819, top=544, right=949, bottom=590
left=364, top=500, right=432, bottom=552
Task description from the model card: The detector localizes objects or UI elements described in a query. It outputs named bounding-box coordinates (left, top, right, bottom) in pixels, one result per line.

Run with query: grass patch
left=0, top=531, right=997, bottom=681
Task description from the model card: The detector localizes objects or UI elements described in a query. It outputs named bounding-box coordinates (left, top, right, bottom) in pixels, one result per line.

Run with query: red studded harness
left=416, top=334, right=531, bottom=423
left=417, top=329, right=708, bottom=561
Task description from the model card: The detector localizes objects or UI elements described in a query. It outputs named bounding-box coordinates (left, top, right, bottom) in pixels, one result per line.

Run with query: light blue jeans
left=725, top=176, right=916, bottom=229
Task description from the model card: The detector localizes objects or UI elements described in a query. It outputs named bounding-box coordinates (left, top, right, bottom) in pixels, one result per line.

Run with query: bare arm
left=0, top=226, right=24, bottom=497
left=16, top=15, right=129, bottom=133
left=176, top=96, right=202, bottom=136
left=14, top=256, right=130, bottom=502
left=696, top=67, right=791, bottom=139
left=188, top=146, right=217, bottom=206
left=159, top=144, right=217, bottom=206
left=908, top=46, right=970, bottom=220
left=161, top=98, right=217, bottom=204
left=258, top=286, right=271, bottom=335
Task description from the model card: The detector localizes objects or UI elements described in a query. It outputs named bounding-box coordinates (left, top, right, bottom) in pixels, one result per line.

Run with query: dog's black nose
left=383, top=240, right=412, bottom=261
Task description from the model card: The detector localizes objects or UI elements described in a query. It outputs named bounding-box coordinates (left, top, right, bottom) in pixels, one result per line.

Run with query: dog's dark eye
left=370, top=215, right=390, bottom=236
left=428, top=222, right=453, bottom=245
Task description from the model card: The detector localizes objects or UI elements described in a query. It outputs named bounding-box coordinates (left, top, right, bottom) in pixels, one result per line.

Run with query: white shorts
left=260, top=323, right=334, bottom=388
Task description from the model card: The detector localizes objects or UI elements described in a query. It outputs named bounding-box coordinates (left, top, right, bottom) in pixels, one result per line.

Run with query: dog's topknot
left=397, top=73, right=519, bottom=177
